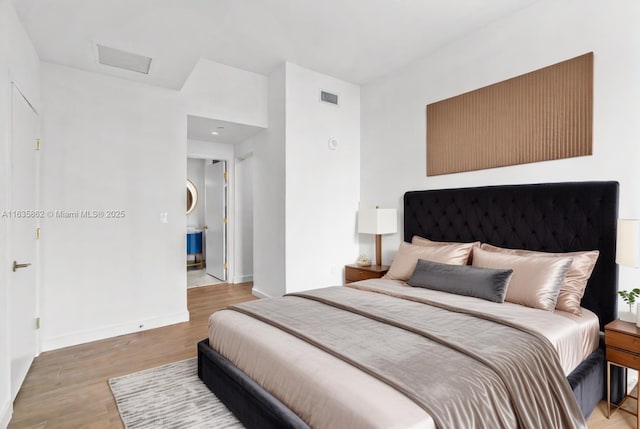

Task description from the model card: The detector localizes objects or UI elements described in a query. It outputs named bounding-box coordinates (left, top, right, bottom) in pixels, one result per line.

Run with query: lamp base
left=375, top=234, right=382, bottom=266
left=357, top=254, right=372, bottom=267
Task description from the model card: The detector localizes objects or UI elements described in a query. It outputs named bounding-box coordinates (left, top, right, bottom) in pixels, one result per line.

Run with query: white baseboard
left=251, top=287, right=272, bottom=299
left=0, top=399, right=12, bottom=429
left=41, top=310, right=190, bottom=352
left=233, top=274, right=253, bottom=284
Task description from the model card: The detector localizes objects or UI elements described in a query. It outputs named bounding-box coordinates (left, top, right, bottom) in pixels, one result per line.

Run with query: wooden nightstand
left=344, top=264, right=389, bottom=284
left=605, top=319, right=640, bottom=425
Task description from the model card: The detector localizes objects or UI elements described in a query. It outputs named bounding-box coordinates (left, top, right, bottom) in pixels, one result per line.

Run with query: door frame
left=204, top=160, right=227, bottom=281
left=8, top=82, right=41, bottom=399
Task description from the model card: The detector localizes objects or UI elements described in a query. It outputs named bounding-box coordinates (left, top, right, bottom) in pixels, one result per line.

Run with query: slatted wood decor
left=426, top=53, right=593, bottom=176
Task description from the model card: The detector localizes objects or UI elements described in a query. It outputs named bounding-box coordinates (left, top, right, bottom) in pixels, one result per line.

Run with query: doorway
left=186, top=115, right=259, bottom=288
left=186, top=157, right=227, bottom=286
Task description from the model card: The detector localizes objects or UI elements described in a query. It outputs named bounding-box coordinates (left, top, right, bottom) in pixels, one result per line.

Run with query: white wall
left=360, top=0, right=640, bottom=273
left=39, top=62, right=188, bottom=351
left=252, top=64, right=286, bottom=298
left=3, top=2, right=39, bottom=110
left=234, top=138, right=254, bottom=284
left=284, top=63, right=360, bottom=292
left=187, top=158, right=205, bottom=229
left=187, top=138, right=235, bottom=160
left=234, top=139, right=254, bottom=160
left=234, top=154, right=253, bottom=283
left=181, top=59, right=268, bottom=128
left=0, top=1, right=40, bottom=425
left=251, top=63, right=361, bottom=297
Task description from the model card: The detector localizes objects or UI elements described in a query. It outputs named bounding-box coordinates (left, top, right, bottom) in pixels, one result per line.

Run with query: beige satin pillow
left=412, top=236, right=480, bottom=263
left=472, top=247, right=573, bottom=311
left=480, top=244, right=599, bottom=315
left=384, top=241, right=473, bottom=281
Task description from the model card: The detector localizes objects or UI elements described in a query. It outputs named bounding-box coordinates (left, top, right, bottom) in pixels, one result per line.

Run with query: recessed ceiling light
left=211, top=131, right=219, bottom=135
left=97, top=44, right=152, bottom=74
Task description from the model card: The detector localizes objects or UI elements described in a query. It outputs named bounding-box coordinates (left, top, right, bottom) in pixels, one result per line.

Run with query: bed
left=198, top=181, right=624, bottom=428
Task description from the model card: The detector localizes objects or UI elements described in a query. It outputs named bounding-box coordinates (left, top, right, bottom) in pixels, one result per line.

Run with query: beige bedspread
left=209, top=280, right=596, bottom=429
left=352, top=279, right=600, bottom=375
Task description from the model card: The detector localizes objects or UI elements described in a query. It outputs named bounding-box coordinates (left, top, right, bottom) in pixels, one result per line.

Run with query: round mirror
left=187, top=179, right=198, bottom=214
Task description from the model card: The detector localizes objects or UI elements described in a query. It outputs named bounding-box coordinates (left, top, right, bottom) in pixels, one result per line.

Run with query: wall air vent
left=320, top=91, right=339, bottom=106
left=97, top=45, right=152, bottom=75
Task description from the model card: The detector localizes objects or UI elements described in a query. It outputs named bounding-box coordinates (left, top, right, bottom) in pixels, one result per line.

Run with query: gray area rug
left=109, top=358, right=244, bottom=429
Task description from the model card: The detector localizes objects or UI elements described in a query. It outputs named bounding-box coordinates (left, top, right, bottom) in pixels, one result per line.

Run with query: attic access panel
left=97, top=44, right=152, bottom=74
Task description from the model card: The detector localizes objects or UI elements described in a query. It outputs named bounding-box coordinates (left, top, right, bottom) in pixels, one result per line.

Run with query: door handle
left=12, top=261, right=32, bottom=272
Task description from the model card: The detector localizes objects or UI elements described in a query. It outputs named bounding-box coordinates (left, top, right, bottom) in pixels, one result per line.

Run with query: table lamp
left=616, top=219, right=640, bottom=325
left=358, top=208, right=397, bottom=266
left=617, top=219, right=640, bottom=268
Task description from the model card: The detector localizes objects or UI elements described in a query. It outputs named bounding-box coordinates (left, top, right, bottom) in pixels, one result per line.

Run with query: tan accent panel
left=426, top=53, right=593, bottom=176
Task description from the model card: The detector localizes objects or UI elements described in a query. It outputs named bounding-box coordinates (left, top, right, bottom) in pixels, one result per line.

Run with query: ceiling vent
left=320, top=91, right=338, bottom=106
left=97, top=45, right=152, bottom=74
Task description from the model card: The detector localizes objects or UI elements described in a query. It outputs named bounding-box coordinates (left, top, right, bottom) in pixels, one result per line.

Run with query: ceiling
left=13, top=0, right=539, bottom=90
left=187, top=116, right=264, bottom=144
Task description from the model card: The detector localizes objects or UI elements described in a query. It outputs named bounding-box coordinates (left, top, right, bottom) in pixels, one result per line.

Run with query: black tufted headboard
left=404, top=181, right=619, bottom=330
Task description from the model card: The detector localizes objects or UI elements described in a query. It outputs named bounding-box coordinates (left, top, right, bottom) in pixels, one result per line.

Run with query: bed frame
left=198, top=181, right=623, bottom=427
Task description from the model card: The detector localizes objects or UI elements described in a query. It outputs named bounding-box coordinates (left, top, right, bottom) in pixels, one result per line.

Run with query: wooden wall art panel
left=426, top=52, right=593, bottom=176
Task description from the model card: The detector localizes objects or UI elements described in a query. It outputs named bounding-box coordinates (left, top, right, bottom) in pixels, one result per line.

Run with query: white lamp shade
left=616, top=219, right=640, bottom=268
left=358, top=208, right=397, bottom=235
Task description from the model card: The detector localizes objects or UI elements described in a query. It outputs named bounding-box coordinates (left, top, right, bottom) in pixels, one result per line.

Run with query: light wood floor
left=8, top=282, right=256, bottom=429
left=588, top=392, right=640, bottom=429
left=6, top=282, right=634, bottom=428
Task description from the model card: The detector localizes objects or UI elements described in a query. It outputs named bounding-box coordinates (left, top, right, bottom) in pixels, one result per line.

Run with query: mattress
left=208, top=279, right=599, bottom=429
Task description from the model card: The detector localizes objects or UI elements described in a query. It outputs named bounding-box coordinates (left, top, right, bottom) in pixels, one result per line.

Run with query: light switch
left=160, top=212, right=168, bottom=223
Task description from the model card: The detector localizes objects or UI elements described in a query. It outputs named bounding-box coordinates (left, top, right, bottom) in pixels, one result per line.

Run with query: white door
left=205, top=161, right=227, bottom=281
left=9, top=85, right=39, bottom=400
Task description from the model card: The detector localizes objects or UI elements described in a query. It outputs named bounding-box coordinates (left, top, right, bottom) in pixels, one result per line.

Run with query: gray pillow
left=407, top=259, right=513, bottom=303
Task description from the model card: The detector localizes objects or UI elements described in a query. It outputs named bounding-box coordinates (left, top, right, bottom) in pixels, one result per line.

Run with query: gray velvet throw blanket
left=228, top=286, right=586, bottom=429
